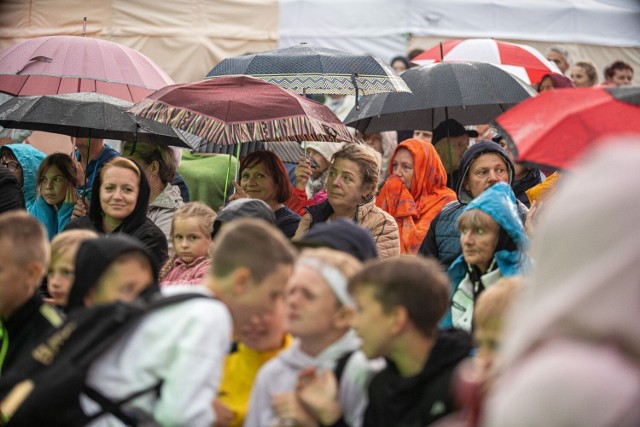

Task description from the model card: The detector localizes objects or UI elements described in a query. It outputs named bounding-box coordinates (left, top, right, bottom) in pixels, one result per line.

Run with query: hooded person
left=288, top=141, right=345, bottom=217
left=0, top=144, right=46, bottom=210
left=66, top=234, right=160, bottom=313
left=65, top=157, right=168, bottom=266
left=418, top=140, right=528, bottom=269
left=483, top=139, right=640, bottom=426
left=0, top=166, right=25, bottom=213
left=376, top=138, right=457, bottom=254
left=441, top=182, right=530, bottom=332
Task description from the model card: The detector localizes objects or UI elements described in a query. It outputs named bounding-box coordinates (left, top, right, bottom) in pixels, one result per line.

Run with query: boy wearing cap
left=431, top=119, right=478, bottom=190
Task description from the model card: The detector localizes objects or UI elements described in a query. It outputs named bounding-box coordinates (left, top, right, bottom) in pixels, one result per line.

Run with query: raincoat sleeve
left=28, top=197, right=57, bottom=240
left=57, top=202, right=74, bottom=234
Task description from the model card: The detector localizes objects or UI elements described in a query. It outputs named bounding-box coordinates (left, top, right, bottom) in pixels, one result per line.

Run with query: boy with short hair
left=82, top=218, right=297, bottom=426
left=300, top=256, right=471, bottom=426
left=0, top=211, right=63, bottom=377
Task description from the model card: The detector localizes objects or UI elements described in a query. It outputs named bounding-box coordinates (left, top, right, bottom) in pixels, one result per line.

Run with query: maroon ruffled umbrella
left=128, top=76, right=358, bottom=148
left=0, top=35, right=173, bottom=102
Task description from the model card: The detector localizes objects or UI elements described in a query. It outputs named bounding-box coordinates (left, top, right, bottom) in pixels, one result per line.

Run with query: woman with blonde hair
left=66, top=157, right=168, bottom=265
left=294, top=144, right=400, bottom=258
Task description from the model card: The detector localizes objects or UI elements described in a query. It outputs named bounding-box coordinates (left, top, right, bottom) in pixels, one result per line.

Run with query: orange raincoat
left=376, top=138, right=456, bottom=254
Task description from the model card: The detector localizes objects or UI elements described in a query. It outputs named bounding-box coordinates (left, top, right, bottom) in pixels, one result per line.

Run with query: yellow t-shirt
left=217, top=335, right=293, bottom=427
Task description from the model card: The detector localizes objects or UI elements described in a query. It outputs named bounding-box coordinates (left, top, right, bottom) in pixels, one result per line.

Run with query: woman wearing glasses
left=0, top=144, right=46, bottom=210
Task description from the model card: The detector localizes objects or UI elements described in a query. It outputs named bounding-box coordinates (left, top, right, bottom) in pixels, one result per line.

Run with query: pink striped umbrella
left=0, top=36, right=174, bottom=102
left=129, top=76, right=358, bottom=147
left=413, top=39, right=560, bottom=85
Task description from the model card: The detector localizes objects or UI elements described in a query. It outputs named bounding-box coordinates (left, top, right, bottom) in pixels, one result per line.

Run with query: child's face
left=238, top=296, right=287, bottom=352
left=40, top=165, right=69, bottom=206
left=47, top=250, right=75, bottom=307
left=474, top=319, right=502, bottom=377
left=86, top=258, right=153, bottom=307
left=351, top=285, right=395, bottom=359
left=284, top=264, right=344, bottom=340
left=173, top=217, right=212, bottom=264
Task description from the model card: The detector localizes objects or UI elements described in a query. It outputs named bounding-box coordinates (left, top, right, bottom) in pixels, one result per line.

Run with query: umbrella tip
left=82, top=17, right=87, bottom=36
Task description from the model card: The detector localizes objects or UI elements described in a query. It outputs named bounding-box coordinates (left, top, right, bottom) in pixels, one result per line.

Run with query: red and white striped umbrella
left=413, top=39, right=561, bottom=85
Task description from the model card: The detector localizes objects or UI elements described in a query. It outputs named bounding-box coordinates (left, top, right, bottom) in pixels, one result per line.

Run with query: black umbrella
left=205, top=43, right=410, bottom=98
left=344, top=62, right=538, bottom=134
left=0, top=92, right=197, bottom=148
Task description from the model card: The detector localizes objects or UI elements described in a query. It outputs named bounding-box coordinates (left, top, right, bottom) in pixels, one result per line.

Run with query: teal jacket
left=28, top=197, right=74, bottom=240
left=0, top=144, right=46, bottom=210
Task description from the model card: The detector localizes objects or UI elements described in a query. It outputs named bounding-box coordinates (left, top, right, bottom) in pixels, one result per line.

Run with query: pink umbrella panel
left=0, top=35, right=174, bottom=103
left=129, top=76, right=358, bottom=145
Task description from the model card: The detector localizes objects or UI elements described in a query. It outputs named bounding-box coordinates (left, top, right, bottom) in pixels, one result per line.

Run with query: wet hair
left=0, top=210, right=48, bottom=268
left=123, top=140, right=178, bottom=186
left=239, top=150, right=292, bottom=203
left=573, top=60, right=599, bottom=86
left=36, top=152, right=78, bottom=194
left=99, top=157, right=141, bottom=182
left=348, top=256, right=449, bottom=338
left=604, top=60, right=634, bottom=79
left=331, top=144, right=380, bottom=198
left=210, top=218, right=296, bottom=283
left=50, top=229, right=99, bottom=267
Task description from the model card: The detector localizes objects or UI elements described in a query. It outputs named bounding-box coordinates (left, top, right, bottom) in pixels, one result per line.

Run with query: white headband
left=299, top=257, right=354, bottom=308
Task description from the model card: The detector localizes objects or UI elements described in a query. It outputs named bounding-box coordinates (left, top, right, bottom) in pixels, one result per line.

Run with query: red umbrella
left=0, top=36, right=174, bottom=102
left=413, top=39, right=560, bottom=85
left=495, top=86, right=640, bottom=170
left=128, top=76, right=358, bottom=147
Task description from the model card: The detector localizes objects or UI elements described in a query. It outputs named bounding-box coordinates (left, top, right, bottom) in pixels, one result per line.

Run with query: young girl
left=160, top=202, right=216, bottom=286
left=29, top=152, right=78, bottom=239
left=46, top=229, right=99, bottom=309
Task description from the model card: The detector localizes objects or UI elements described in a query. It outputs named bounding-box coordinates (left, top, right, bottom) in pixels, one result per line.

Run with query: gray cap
left=212, top=198, right=276, bottom=238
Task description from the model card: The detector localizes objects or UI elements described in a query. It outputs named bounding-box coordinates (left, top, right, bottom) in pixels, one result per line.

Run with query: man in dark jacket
left=419, top=140, right=528, bottom=269
left=0, top=211, right=63, bottom=377
left=295, top=257, right=471, bottom=427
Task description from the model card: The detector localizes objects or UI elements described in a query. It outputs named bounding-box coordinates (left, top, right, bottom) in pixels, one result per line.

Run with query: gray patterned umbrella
left=205, top=43, right=410, bottom=97
left=344, top=62, right=538, bottom=134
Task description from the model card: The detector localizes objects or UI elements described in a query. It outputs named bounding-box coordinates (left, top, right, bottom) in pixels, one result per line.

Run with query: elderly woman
left=442, top=182, right=529, bottom=332
left=229, top=150, right=301, bottom=238
left=376, top=138, right=457, bottom=254
left=29, top=153, right=79, bottom=240
left=245, top=247, right=374, bottom=427
left=124, top=140, right=184, bottom=243
left=66, top=157, right=168, bottom=266
left=293, top=144, right=400, bottom=258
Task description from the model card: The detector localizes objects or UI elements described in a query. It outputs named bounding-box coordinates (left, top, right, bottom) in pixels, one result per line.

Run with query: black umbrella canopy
left=0, top=92, right=196, bottom=148
left=206, top=43, right=410, bottom=96
left=344, top=62, right=538, bottom=134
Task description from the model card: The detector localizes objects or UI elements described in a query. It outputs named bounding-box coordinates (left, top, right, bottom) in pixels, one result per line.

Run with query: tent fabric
left=1, top=0, right=638, bottom=90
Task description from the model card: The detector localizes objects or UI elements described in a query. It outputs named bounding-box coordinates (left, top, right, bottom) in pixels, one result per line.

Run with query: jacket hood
left=88, top=159, right=151, bottom=233
left=0, top=144, right=46, bottom=209
left=0, top=167, right=25, bottom=212
left=498, top=138, right=640, bottom=371
left=464, top=182, right=529, bottom=251
left=278, top=329, right=361, bottom=372
left=67, top=234, right=160, bottom=312
left=150, top=183, right=184, bottom=209
left=456, top=141, right=514, bottom=204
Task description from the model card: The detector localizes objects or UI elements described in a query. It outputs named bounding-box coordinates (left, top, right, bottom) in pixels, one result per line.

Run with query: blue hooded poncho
left=0, top=144, right=46, bottom=210
left=442, top=182, right=529, bottom=328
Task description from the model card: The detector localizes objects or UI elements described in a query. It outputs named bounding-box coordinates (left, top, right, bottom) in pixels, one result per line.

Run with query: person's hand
left=524, top=200, right=542, bottom=239
left=271, top=392, right=318, bottom=427
left=296, top=367, right=343, bottom=426
left=212, top=398, right=235, bottom=427
left=71, top=198, right=89, bottom=220
left=294, top=156, right=313, bottom=190
left=228, top=181, right=248, bottom=203
left=64, top=185, right=78, bottom=205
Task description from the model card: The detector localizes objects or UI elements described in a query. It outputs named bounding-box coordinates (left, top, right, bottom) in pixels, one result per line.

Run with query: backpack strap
left=333, top=350, right=355, bottom=385
left=83, top=386, right=140, bottom=426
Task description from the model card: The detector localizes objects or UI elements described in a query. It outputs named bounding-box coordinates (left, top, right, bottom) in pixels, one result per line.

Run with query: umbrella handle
left=351, top=73, right=360, bottom=110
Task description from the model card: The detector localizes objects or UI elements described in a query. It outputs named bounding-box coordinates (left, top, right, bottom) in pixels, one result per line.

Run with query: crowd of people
left=0, top=42, right=637, bottom=427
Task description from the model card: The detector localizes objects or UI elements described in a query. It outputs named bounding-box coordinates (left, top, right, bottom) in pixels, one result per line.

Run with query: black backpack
left=0, top=293, right=209, bottom=427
